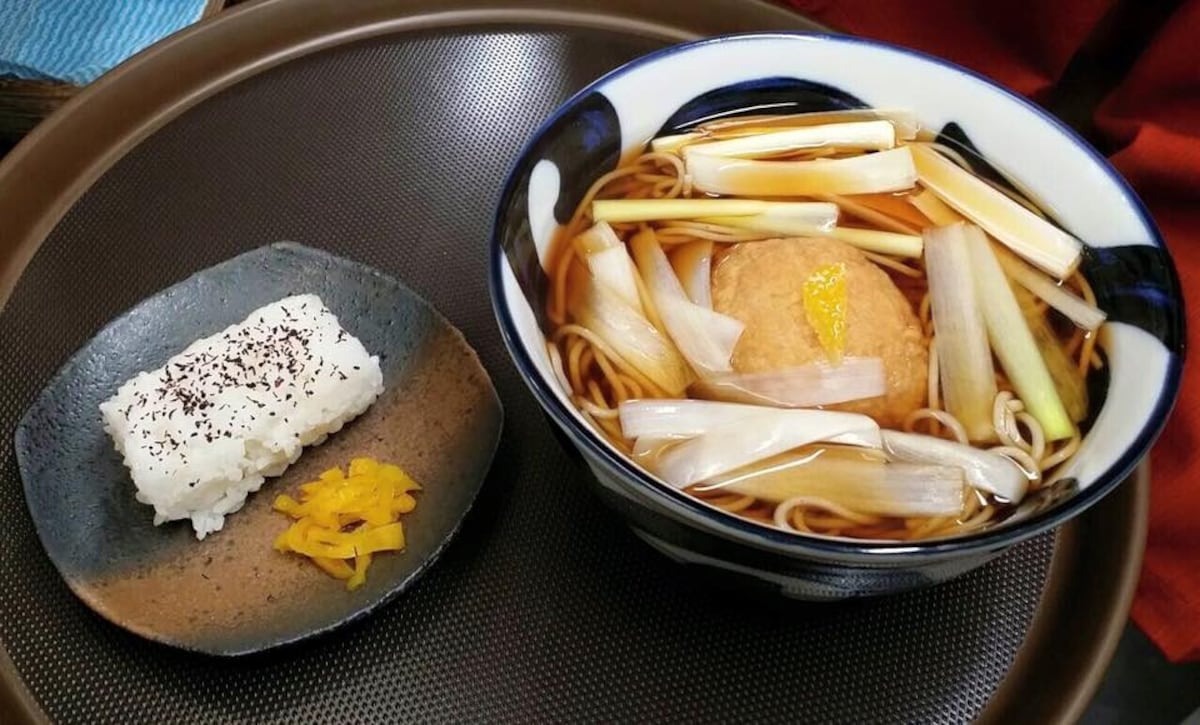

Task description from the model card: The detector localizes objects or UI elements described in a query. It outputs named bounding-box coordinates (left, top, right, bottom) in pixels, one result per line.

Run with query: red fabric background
left=788, top=0, right=1115, bottom=98
left=786, top=0, right=1200, bottom=662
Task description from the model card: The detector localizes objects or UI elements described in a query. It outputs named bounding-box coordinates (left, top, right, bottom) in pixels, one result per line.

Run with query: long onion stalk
left=592, top=199, right=838, bottom=226
left=924, top=224, right=997, bottom=441
left=700, top=214, right=923, bottom=258
left=681, top=120, right=896, bottom=159
left=686, top=147, right=918, bottom=197
left=911, top=144, right=1082, bottom=278
left=629, top=229, right=743, bottom=378
left=963, top=225, right=1074, bottom=440
left=705, top=446, right=965, bottom=517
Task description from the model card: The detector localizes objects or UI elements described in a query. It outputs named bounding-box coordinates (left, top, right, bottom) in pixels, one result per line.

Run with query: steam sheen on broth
left=543, top=110, right=1105, bottom=541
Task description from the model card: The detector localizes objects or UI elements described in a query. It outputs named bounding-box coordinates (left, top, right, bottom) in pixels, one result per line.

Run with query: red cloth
left=1095, top=0, right=1200, bottom=664
left=787, top=0, right=1200, bottom=662
left=787, top=0, right=1114, bottom=98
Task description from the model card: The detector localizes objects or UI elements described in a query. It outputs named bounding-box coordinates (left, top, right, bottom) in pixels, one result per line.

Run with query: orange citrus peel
left=802, top=262, right=848, bottom=364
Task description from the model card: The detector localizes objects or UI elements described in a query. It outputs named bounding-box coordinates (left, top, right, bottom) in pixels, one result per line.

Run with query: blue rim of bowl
left=489, top=31, right=1185, bottom=558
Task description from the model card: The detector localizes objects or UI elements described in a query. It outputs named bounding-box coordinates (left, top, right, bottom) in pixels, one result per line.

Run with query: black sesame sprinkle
left=119, top=300, right=370, bottom=466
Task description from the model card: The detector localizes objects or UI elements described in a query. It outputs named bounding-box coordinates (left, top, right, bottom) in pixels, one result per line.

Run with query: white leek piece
left=814, top=192, right=920, bottom=235
left=569, top=275, right=691, bottom=396
left=706, top=447, right=966, bottom=518
left=686, top=147, right=918, bottom=197
left=573, top=220, right=623, bottom=254
left=690, top=357, right=886, bottom=408
left=669, top=241, right=714, bottom=308
left=924, top=224, right=997, bottom=442
left=587, top=246, right=642, bottom=312
left=700, top=214, right=923, bottom=258
left=629, top=229, right=743, bottom=377
left=635, top=406, right=882, bottom=488
left=908, top=189, right=962, bottom=225
left=995, top=244, right=1106, bottom=331
left=591, top=198, right=837, bottom=225
left=1016, top=288, right=1089, bottom=423
left=699, top=108, right=921, bottom=140
left=682, top=120, right=896, bottom=159
left=693, top=205, right=839, bottom=234
left=651, top=129, right=764, bottom=154
left=632, top=436, right=672, bottom=460
left=828, top=227, right=924, bottom=258
left=618, top=399, right=880, bottom=448
left=650, top=133, right=697, bottom=153
left=964, top=225, right=1074, bottom=441
left=698, top=215, right=820, bottom=235
left=911, top=144, right=1082, bottom=279
left=619, top=399, right=768, bottom=440
left=881, top=429, right=1029, bottom=503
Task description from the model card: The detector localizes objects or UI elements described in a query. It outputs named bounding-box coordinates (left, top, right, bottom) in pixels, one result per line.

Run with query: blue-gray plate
left=14, top=242, right=502, bottom=656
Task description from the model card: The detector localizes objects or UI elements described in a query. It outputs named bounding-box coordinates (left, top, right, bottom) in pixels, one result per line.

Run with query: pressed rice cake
left=99, top=294, right=383, bottom=539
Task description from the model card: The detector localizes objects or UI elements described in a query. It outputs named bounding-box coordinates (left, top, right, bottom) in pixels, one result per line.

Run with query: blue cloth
left=0, top=0, right=208, bottom=85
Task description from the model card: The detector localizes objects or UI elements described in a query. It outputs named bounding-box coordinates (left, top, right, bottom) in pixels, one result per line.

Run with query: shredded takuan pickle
left=273, top=457, right=421, bottom=590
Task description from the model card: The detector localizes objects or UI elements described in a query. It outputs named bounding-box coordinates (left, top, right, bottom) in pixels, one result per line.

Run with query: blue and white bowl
left=489, top=33, right=1185, bottom=599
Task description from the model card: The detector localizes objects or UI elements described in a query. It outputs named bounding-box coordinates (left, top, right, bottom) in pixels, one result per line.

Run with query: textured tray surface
left=0, top=24, right=1059, bottom=724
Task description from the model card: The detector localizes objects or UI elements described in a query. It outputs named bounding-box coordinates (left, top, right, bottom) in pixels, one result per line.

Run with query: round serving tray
left=0, top=1, right=1145, bottom=722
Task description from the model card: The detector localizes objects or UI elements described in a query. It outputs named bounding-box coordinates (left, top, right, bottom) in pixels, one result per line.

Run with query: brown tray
left=0, top=1, right=1145, bottom=722
left=0, top=0, right=229, bottom=142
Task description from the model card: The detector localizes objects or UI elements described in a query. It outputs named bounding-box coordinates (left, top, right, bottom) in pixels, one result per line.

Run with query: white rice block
left=99, top=294, right=384, bottom=539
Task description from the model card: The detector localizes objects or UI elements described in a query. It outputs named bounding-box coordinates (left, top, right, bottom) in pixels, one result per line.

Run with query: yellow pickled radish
left=272, top=457, right=421, bottom=591
left=802, top=262, right=848, bottom=364
left=314, top=557, right=354, bottom=580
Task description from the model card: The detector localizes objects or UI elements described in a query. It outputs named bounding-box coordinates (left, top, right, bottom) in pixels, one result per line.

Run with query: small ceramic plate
left=14, top=242, right=502, bottom=656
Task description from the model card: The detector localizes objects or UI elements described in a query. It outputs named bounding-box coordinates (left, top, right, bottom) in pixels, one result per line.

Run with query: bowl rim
left=489, top=30, right=1185, bottom=558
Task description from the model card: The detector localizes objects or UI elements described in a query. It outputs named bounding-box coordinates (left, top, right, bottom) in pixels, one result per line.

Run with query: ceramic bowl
left=489, top=33, right=1184, bottom=599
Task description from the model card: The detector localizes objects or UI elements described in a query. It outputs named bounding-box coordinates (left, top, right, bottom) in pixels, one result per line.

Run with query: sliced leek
left=617, top=399, right=882, bottom=446
left=682, top=120, right=896, bottom=159
left=924, top=224, right=997, bottom=442
left=623, top=404, right=882, bottom=488
left=1015, top=287, right=1089, bottom=423
left=827, top=227, right=924, bottom=258
left=705, top=447, right=966, bottom=518
left=629, top=229, right=743, bottom=378
left=619, top=399, right=770, bottom=440
left=592, top=198, right=838, bottom=225
left=569, top=273, right=691, bottom=396
left=911, top=144, right=1082, bottom=278
left=908, top=188, right=962, bottom=225
left=587, top=246, right=642, bottom=312
left=698, top=108, right=920, bottom=140
left=686, top=147, right=918, bottom=197
left=995, top=244, right=1106, bottom=331
left=813, top=192, right=921, bottom=235
left=700, top=214, right=923, bottom=258
left=649, top=133, right=697, bottom=153
left=689, top=357, right=887, bottom=408
left=669, top=241, right=714, bottom=308
left=881, top=430, right=1029, bottom=502
left=573, top=220, right=623, bottom=254
left=964, top=225, right=1074, bottom=440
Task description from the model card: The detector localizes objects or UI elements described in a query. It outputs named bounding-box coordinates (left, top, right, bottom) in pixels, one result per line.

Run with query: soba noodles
left=543, top=111, right=1104, bottom=541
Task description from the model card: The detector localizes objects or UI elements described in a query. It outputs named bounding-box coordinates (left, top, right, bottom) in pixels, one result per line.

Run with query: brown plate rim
left=0, top=0, right=1144, bottom=722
